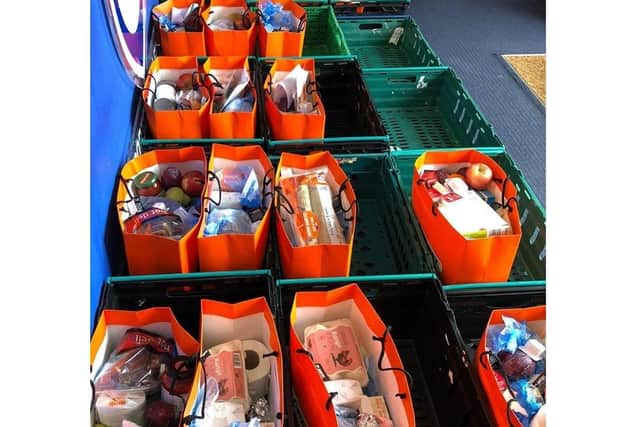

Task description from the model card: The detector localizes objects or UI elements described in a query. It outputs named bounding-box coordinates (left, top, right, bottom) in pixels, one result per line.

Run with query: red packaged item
left=303, top=319, right=368, bottom=386
left=202, top=339, right=249, bottom=410
left=115, top=328, right=178, bottom=356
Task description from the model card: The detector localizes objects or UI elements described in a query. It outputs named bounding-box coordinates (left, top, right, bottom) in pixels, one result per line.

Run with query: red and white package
left=303, top=319, right=368, bottom=386
left=202, top=339, right=249, bottom=410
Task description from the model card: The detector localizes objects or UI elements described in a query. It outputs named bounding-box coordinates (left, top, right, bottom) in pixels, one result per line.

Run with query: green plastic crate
left=332, top=0, right=410, bottom=16
left=364, top=67, right=504, bottom=154
left=270, top=153, right=436, bottom=278
left=391, top=149, right=546, bottom=289
left=302, top=6, right=351, bottom=57
left=338, top=17, right=440, bottom=68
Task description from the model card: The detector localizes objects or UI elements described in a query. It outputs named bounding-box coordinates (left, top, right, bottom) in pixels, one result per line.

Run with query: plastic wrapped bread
left=303, top=319, right=368, bottom=386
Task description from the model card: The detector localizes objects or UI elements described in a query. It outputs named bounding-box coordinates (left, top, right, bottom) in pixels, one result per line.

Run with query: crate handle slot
left=372, top=326, right=414, bottom=388
left=388, top=76, right=416, bottom=84
left=358, top=22, right=383, bottom=30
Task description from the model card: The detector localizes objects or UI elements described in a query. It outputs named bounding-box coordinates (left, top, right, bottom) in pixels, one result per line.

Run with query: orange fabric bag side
left=289, top=284, right=415, bottom=427
left=182, top=297, right=285, bottom=424
left=411, top=149, right=522, bottom=284
left=143, top=56, right=210, bottom=139
left=202, top=56, right=257, bottom=138
left=197, top=144, right=273, bottom=271
left=274, top=151, right=356, bottom=278
left=474, top=306, right=546, bottom=427
left=117, top=147, right=207, bottom=274
left=201, top=0, right=257, bottom=56
left=263, top=58, right=326, bottom=140
left=153, top=0, right=206, bottom=56
left=257, top=0, right=306, bottom=57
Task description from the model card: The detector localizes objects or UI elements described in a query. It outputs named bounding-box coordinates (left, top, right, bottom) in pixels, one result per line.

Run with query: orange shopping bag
left=143, top=56, right=211, bottom=139
left=202, top=56, right=257, bottom=138
left=152, top=0, right=206, bottom=56
left=289, top=283, right=415, bottom=427
left=257, top=0, right=307, bottom=57
left=411, top=149, right=522, bottom=284
left=264, top=58, right=326, bottom=140
left=274, top=151, right=356, bottom=278
left=474, top=306, right=546, bottom=427
left=90, top=307, right=200, bottom=426
left=197, top=144, right=273, bottom=271
left=201, top=0, right=257, bottom=56
left=182, top=297, right=285, bottom=426
left=116, top=147, right=207, bottom=275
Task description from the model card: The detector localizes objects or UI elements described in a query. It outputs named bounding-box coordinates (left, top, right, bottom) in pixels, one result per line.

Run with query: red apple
left=176, top=73, right=194, bottom=91
left=181, top=170, right=205, bottom=197
left=144, top=400, right=176, bottom=427
left=465, top=162, right=493, bottom=190
left=162, top=166, right=182, bottom=188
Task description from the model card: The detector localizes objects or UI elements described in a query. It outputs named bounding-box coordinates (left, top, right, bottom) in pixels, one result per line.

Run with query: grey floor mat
left=410, top=0, right=546, bottom=206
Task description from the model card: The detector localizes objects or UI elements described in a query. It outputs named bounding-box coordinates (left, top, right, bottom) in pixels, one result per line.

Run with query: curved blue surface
left=90, top=0, right=139, bottom=329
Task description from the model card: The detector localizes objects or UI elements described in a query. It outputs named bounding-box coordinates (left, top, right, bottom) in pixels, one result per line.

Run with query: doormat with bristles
left=501, top=54, right=546, bottom=107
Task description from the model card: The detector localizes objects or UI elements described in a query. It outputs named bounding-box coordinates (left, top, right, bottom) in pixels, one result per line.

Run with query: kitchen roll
left=95, top=390, right=146, bottom=427
left=242, top=339, right=271, bottom=402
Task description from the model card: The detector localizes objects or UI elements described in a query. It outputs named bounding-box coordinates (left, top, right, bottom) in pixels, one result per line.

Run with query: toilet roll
left=95, top=390, right=146, bottom=427
left=242, top=339, right=272, bottom=401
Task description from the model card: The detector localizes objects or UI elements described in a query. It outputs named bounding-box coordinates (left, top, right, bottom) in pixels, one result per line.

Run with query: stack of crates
left=95, top=0, right=546, bottom=425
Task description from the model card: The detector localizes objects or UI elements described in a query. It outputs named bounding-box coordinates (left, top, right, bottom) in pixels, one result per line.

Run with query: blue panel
left=90, top=0, right=137, bottom=329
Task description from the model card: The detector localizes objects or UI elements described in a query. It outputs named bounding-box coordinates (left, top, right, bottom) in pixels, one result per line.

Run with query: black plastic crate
left=94, top=270, right=276, bottom=339
left=445, top=284, right=547, bottom=359
left=257, top=58, right=388, bottom=153
left=276, top=275, right=492, bottom=427
left=444, top=284, right=546, bottom=424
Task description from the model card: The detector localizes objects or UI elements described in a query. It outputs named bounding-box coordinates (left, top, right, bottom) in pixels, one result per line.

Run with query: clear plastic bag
left=94, top=347, right=168, bottom=395
left=218, top=166, right=253, bottom=192
left=279, top=167, right=346, bottom=247
left=259, top=0, right=300, bottom=32
left=204, top=209, right=253, bottom=236
left=271, top=65, right=314, bottom=113
left=124, top=208, right=194, bottom=240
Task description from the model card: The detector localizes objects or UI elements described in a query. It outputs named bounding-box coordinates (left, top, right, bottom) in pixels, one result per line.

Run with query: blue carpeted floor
left=410, top=0, right=546, bottom=206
